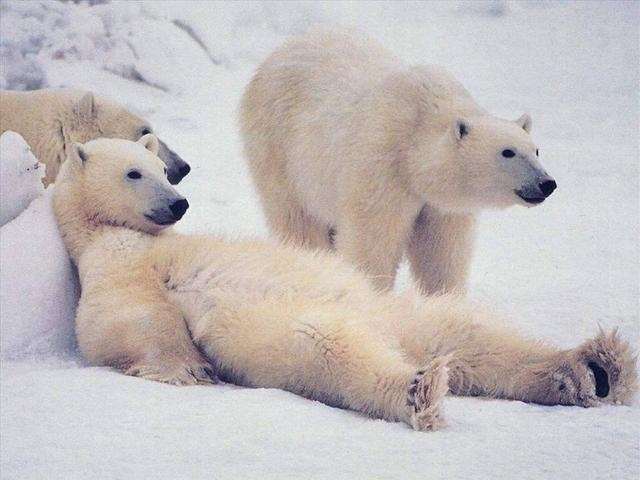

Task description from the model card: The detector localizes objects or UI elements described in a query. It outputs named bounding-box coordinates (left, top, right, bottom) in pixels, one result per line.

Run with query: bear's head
left=69, top=92, right=191, bottom=184
left=411, top=113, right=556, bottom=212
left=57, top=134, right=189, bottom=236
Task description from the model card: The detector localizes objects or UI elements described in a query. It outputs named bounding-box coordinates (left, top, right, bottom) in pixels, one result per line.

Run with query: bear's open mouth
left=588, top=361, right=610, bottom=398
left=514, top=190, right=545, bottom=204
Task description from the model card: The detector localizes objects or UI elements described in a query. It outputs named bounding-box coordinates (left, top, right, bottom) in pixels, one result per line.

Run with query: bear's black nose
left=169, top=198, right=189, bottom=220
left=539, top=179, right=557, bottom=197
left=179, top=163, right=191, bottom=178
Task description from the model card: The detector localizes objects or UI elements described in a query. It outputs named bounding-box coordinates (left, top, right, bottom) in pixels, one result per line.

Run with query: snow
left=0, top=187, right=79, bottom=359
left=1, top=1, right=638, bottom=479
left=0, top=131, right=44, bottom=225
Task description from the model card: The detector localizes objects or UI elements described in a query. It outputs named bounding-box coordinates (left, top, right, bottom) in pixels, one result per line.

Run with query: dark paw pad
left=588, top=361, right=610, bottom=398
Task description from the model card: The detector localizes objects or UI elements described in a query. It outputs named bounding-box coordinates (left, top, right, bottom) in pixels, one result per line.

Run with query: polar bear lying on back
left=241, top=30, right=557, bottom=293
left=53, top=136, right=636, bottom=431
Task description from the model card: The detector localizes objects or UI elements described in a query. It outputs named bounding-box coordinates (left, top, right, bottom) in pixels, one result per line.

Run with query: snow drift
left=0, top=130, right=44, bottom=225
left=0, top=187, right=79, bottom=359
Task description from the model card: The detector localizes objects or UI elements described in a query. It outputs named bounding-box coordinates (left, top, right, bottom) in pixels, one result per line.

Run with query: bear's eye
left=127, top=170, right=142, bottom=180
left=502, top=149, right=516, bottom=158
left=164, top=167, right=168, bottom=175
left=536, top=149, right=539, bottom=156
left=139, top=127, right=152, bottom=137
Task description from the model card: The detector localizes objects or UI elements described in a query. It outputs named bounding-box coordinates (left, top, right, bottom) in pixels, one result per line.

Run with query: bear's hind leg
left=191, top=301, right=449, bottom=430
left=396, top=297, right=638, bottom=406
left=246, top=143, right=332, bottom=250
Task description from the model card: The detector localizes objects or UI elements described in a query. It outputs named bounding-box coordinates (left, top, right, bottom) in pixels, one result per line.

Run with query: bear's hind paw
left=407, top=355, right=450, bottom=432
left=574, top=329, right=638, bottom=405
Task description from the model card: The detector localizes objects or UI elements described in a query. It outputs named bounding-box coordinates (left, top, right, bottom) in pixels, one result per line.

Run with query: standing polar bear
left=241, top=30, right=557, bottom=293
left=0, top=88, right=190, bottom=186
left=53, top=136, right=636, bottom=432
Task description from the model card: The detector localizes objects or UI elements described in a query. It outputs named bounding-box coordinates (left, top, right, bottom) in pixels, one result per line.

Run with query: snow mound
left=0, top=0, right=223, bottom=94
left=0, top=187, right=79, bottom=359
left=0, top=131, right=45, bottom=226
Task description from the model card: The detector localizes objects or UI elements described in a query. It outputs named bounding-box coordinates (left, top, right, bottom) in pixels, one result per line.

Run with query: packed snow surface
left=1, top=1, right=638, bottom=479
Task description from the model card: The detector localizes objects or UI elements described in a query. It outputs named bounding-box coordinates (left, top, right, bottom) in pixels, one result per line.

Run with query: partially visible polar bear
left=52, top=136, right=636, bottom=431
left=240, top=30, right=557, bottom=293
left=0, top=88, right=190, bottom=186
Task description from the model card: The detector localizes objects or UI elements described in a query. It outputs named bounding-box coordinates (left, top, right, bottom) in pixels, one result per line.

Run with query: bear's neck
left=52, top=180, right=99, bottom=263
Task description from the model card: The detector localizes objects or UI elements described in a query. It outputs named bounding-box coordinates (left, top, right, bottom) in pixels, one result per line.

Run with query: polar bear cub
left=241, top=30, right=557, bottom=293
left=53, top=136, right=636, bottom=431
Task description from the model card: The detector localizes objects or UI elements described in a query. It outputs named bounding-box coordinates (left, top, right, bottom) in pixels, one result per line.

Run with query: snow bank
left=0, top=131, right=45, bottom=225
left=0, top=187, right=79, bottom=359
left=0, top=0, right=216, bottom=93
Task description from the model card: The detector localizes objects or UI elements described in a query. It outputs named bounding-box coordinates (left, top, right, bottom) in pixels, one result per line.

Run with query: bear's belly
left=162, top=242, right=375, bottom=327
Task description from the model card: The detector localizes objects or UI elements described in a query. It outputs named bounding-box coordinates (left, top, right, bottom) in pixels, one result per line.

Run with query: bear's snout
left=515, top=176, right=557, bottom=205
left=159, top=140, right=190, bottom=185
left=169, top=198, right=189, bottom=220
left=538, top=179, right=557, bottom=198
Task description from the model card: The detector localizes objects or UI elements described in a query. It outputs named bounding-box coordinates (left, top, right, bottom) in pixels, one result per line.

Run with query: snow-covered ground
left=1, top=1, right=638, bottom=479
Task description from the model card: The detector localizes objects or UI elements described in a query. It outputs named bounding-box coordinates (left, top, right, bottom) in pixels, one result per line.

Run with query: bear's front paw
left=125, top=357, right=219, bottom=386
left=407, top=355, right=450, bottom=432
left=572, top=329, right=638, bottom=405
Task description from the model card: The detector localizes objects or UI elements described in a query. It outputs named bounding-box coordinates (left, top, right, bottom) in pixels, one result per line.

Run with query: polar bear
left=0, top=131, right=45, bottom=225
left=52, top=136, right=636, bottom=431
left=0, top=88, right=190, bottom=186
left=240, top=30, right=557, bottom=293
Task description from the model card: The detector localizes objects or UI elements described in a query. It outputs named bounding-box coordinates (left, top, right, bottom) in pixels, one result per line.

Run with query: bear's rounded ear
left=137, top=133, right=159, bottom=155
left=74, top=92, right=96, bottom=120
left=66, top=142, right=88, bottom=166
left=515, top=113, right=532, bottom=133
left=454, top=119, right=471, bottom=141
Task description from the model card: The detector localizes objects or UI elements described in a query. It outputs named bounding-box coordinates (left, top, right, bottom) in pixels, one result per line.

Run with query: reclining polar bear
left=53, top=136, right=636, bottom=431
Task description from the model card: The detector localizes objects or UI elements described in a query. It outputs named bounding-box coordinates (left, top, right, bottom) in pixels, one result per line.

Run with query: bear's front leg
left=406, top=204, right=476, bottom=295
left=335, top=187, right=420, bottom=291
left=117, top=303, right=220, bottom=386
left=76, top=281, right=219, bottom=386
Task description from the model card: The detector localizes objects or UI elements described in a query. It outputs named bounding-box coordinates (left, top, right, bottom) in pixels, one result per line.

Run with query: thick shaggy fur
left=240, top=30, right=555, bottom=293
left=0, top=88, right=189, bottom=186
left=53, top=138, right=636, bottom=432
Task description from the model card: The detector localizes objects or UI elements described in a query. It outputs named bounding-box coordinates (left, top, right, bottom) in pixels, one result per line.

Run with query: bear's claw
left=124, top=359, right=219, bottom=386
left=407, top=355, right=450, bottom=431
